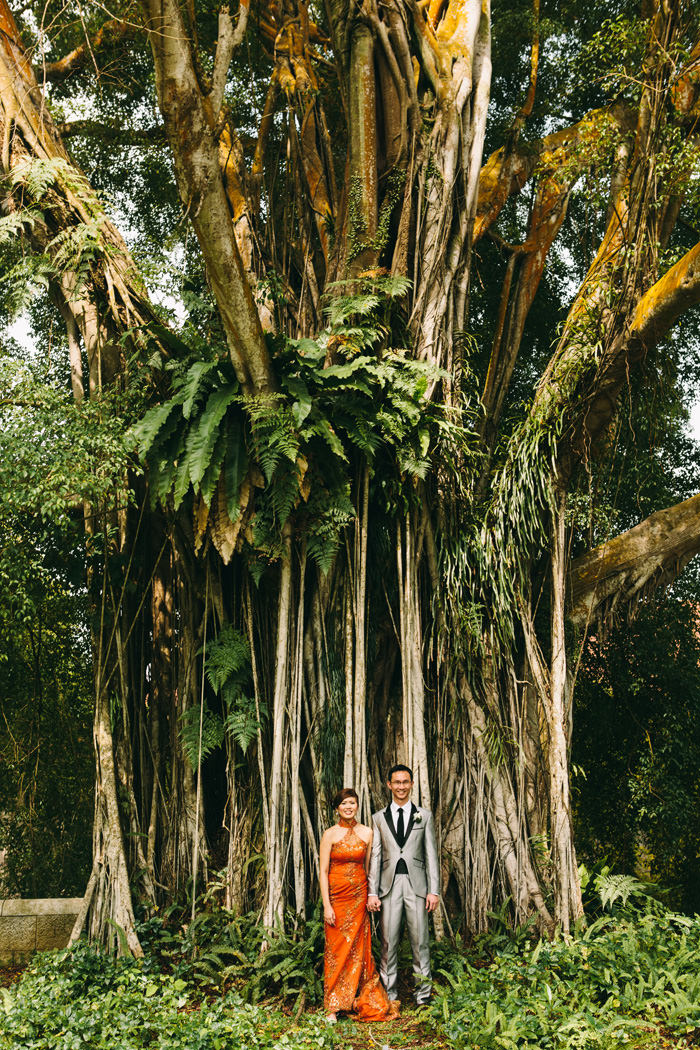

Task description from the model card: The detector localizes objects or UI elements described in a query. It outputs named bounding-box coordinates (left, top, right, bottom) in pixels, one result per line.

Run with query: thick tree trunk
left=10, top=0, right=700, bottom=952
left=140, top=0, right=274, bottom=395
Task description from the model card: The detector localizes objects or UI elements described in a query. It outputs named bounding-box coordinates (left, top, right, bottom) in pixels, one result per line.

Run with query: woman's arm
left=319, top=831, right=336, bottom=926
left=364, top=827, right=373, bottom=874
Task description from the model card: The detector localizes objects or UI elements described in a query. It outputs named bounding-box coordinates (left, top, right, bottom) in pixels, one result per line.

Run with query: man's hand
left=367, top=894, right=381, bottom=912
left=425, top=894, right=439, bottom=913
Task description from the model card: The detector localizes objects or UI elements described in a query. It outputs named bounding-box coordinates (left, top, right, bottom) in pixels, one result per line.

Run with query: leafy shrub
left=432, top=901, right=700, bottom=1049
left=136, top=903, right=326, bottom=1009
left=0, top=941, right=336, bottom=1050
left=573, top=598, right=700, bottom=914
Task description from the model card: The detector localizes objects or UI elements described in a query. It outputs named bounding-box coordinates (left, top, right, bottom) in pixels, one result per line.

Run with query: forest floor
left=314, top=1007, right=448, bottom=1049
left=274, top=969, right=449, bottom=1049
left=0, top=965, right=23, bottom=988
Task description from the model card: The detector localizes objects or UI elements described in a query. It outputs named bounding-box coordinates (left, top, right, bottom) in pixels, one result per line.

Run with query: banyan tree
left=2, top=0, right=700, bottom=953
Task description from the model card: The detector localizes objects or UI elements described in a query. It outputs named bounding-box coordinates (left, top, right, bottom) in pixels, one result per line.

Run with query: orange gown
left=323, top=826, right=399, bottom=1021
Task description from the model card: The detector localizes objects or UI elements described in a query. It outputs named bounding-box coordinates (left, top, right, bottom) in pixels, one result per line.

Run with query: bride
left=319, top=788, right=398, bottom=1023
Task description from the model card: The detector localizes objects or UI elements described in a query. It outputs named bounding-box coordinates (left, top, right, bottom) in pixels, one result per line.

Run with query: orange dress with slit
left=323, top=826, right=399, bottom=1021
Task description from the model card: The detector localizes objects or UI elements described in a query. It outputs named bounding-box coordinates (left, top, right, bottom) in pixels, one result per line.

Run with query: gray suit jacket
left=368, top=803, right=440, bottom=899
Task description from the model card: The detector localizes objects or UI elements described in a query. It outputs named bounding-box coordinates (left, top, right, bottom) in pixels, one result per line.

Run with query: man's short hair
left=387, top=764, right=413, bottom=781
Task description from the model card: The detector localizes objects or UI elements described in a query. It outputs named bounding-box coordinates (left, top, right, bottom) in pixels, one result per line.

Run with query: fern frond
left=223, top=691, right=260, bottom=754
left=247, top=394, right=299, bottom=482
left=186, top=384, right=239, bottom=488
left=177, top=360, right=217, bottom=419
left=131, top=391, right=186, bottom=458
left=199, top=421, right=229, bottom=507
left=0, top=207, right=44, bottom=243
left=205, top=625, right=251, bottom=692
left=223, top=418, right=249, bottom=520
left=180, top=704, right=224, bottom=769
left=325, top=293, right=380, bottom=325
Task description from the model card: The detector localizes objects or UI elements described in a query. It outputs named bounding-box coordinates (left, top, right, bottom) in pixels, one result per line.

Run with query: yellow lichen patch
left=630, top=241, right=700, bottom=342
left=473, top=147, right=508, bottom=241
left=218, top=126, right=248, bottom=224
left=434, top=0, right=481, bottom=62
left=427, top=0, right=447, bottom=29
left=274, top=22, right=318, bottom=97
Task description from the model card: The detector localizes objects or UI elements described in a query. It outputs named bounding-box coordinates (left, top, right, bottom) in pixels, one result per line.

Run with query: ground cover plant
left=3, top=879, right=699, bottom=1050
left=0, top=942, right=335, bottom=1050
left=431, top=882, right=700, bottom=1050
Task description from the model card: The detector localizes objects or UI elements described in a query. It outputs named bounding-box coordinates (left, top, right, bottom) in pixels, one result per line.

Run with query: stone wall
left=0, top=899, right=82, bottom=964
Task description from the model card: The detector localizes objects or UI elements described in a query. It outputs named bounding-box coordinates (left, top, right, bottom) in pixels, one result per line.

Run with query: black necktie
left=397, top=806, right=405, bottom=845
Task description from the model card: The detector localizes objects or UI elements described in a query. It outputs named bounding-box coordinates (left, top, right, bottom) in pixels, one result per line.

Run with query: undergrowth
left=136, top=901, right=326, bottom=1008
left=432, top=884, right=700, bottom=1049
left=2, top=878, right=700, bottom=1049
left=0, top=941, right=334, bottom=1050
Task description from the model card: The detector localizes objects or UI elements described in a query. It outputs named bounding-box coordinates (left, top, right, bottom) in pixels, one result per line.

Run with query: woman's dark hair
left=332, top=787, right=359, bottom=809
left=387, top=764, right=413, bottom=781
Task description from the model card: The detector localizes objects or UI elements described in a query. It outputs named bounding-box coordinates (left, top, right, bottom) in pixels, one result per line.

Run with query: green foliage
left=132, top=352, right=248, bottom=514
left=573, top=598, right=700, bottom=914
left=0, top=941, right=336, bottom=1050
left=134, top=276, right=447, bottom=572
left=0, top=354, right=137, bottom=524
left=0, top=346, right=124, bottom=896
left=179, top=704, right=225, bottom=771
left=433, top=903, right=700, bottom=1049
left=576, top=15, right=651, bottom=104
left=204, top=625, right=250, bottom=691
left=0, top=160, right=121, bottom=314
left=204, top=626, right=262, bottom=754
left=7, top=158, right=95, bottom=203
left=590, top=869, right=662, bottom=914
left=136, top=902, right=326, bottom=1006
left=0, top=518, right=93, bottom=897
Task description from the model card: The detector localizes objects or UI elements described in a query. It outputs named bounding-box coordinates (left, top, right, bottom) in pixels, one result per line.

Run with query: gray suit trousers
left=379, top=873, right=431, bottom=1003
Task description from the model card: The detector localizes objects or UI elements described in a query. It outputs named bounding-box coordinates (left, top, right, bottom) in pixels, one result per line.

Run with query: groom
left=367, top=764, right=440, bottom=1006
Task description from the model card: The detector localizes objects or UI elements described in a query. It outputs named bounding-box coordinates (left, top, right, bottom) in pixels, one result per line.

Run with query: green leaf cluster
left=433, top=900, right=700, bottom=1049
left=179, top=703, right=225, bottom=771
left=136, top=899, right=328, bottom=1009
left=134, top=275, right=446, bottom=573
left=132, top=353, right=247, bottom=514
left=0, top=940, right=335, bottom=1050
left=0, top=159, right=118, bottom=315
left=205, top=626, right=262, bottom=755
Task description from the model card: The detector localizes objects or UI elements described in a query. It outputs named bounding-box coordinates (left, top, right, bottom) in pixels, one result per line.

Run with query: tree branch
left=209, top=0, right=249, bottom=117
left=629, top=239, right=700, bottom=349
left=568, top=492, right=700, bottom=627
left=140, top=0, right=274, bottom=394
left=473, top=104, right=635, bottom=245
left=580, top=238, right=700, bottom=448
left=57, top=119, right=165, bottom=146
left=0, top=0, right=163, bottom=393
left=35, top=17, right=138, bottom=83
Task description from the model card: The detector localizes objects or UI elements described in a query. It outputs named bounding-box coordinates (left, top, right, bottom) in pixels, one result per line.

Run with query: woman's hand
left=324, top=905, right=336, bottom=926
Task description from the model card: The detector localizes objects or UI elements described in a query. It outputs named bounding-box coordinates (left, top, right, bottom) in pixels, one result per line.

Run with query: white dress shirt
left=391, top=801, right=412, bottom=826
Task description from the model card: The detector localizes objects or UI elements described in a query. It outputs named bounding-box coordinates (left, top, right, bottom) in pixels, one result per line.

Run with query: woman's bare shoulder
left=355, top=823, right=372, bottom=841
left=320, top=825, right=340, bottom=843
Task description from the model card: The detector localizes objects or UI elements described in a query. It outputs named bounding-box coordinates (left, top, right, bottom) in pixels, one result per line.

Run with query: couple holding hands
left=319, top=764, right=440, bottom=1023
